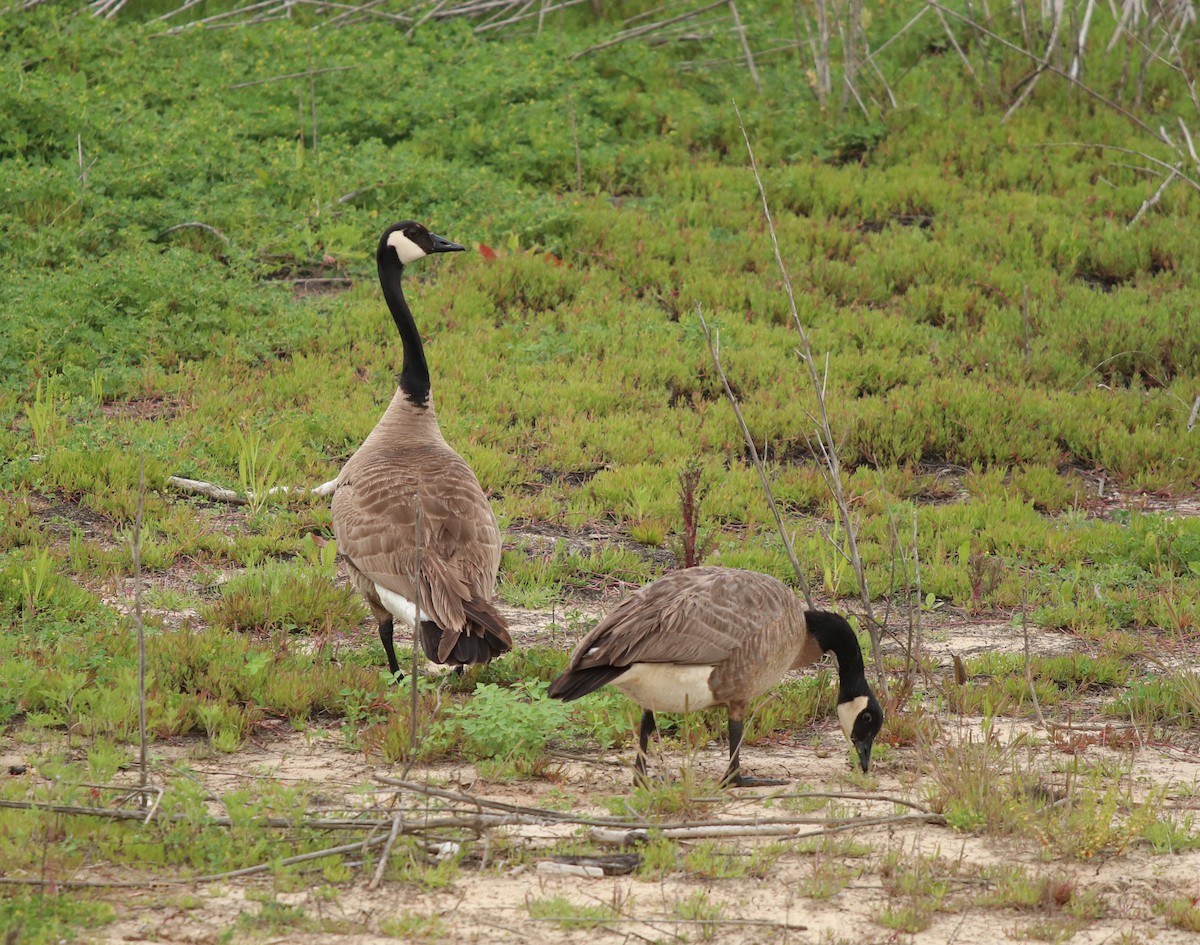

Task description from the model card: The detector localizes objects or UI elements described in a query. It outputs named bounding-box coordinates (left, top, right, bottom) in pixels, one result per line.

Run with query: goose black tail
left=548, top=666, right=627, bottom=702
left=420, top=598, right=513, bottom=666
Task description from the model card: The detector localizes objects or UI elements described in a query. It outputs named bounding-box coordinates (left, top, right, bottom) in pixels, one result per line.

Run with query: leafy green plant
left=447, top=679, right=570, bottom=772
left=235, top=425, right=284, bottom=515
left=201, top=556, right=364, bottom=634
left=1158, top=897, right=1200, bottom=932
left=526, top=895, right=616, bottom=930
left=26, top=376, right=66, bottom=447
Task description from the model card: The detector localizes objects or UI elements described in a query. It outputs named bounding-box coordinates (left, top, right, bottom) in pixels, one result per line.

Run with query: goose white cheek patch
left=387, top=230, right=427, bottom=265
left=836, top=695, right=870, bottom=742
left=375, top=584, right=432, bottom=627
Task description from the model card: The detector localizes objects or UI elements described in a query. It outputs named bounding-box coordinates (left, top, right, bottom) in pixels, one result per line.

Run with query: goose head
left=836, top=691, right=884, bottom=773
left=380, top=221, right=466, bottom=266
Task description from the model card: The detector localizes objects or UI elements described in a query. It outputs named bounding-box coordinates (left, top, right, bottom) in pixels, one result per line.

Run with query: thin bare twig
left=367, top=812, right=403, bottom=891
left=931, top=3, right=979, bottom=83
left=1022, top=586, right=1050, bottom=732
left=1033, top=142, right=1200, bottom=195
left=570, top=97, right=583, bottom=190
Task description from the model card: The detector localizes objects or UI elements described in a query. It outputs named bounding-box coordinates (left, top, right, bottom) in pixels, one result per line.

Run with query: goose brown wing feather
left=332, top=444, right=502, bottom=636
left=567, top=568, right=796, bottom=671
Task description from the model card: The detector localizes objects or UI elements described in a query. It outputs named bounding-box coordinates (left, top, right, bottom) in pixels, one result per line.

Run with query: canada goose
left=332, top=221, right=512, bottom=675
left=548, top=567, right=882, bottom=786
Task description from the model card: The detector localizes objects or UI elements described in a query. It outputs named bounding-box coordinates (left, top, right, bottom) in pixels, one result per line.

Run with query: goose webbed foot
left=722, top=716, right=785, bottom=788
left=721, top=771, right=787, bottom=788
left=378, top=616, right=404, bottom=679
left=632, top=709, right=657, bottom=787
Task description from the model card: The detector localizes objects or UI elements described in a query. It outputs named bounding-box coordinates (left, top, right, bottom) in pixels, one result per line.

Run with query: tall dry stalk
left=732, top=103, right=883, bottom=684
left=133, top=455, right=149, bottom=794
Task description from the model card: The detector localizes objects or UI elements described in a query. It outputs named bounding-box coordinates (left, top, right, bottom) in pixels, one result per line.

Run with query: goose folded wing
left=570, top=568, right=798, bottom=669
left=332, top=473, right=501, bottom=634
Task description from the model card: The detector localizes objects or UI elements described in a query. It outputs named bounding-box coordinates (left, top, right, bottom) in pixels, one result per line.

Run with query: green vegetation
left=3, top=0, right=1200, bottom=939
left=526, top=894, right=617, bottom=929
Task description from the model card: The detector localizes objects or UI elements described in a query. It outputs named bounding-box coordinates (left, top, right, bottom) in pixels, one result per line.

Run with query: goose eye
left=860, top=712, right=872, bottom=724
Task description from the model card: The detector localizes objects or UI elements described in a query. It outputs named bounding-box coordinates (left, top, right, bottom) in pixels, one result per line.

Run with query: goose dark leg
left=721, top=714, right=786, bottom=788
left=634, top=710, right=657, bottom=785
left=378, top=617, right=403, bottom=679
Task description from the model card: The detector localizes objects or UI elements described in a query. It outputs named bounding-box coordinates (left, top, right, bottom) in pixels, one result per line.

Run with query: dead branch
left=164, top=0, right=283, bottom=34
left=156, top=0, right=205, bottom=21
left=862, top=4, right=930, bottom=65
left=375, top=776, right=935, bottom=832
left=931, top=3, right=979, bottom=84
left=527, top=916, right=810, bottom=930
left=1128, top=165, right=1181, bottom=225
left=165, top=475, right=337, bottom=504
left=1187, top=395, right=1200, bottom=432
left=473, top=0, right=586, bottom=31
left=771, top=790, right=933, bottom=811
left=166, top=476, right=246, bottom=504
left=1069, top=0, right=1097, bottom=79
left=590, top=812, right=944, bottom=844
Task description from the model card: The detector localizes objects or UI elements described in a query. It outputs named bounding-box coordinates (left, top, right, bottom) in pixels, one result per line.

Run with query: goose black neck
left=377, top=242, right=430, bottom=408
left=805, top=610, right=871, bottom=701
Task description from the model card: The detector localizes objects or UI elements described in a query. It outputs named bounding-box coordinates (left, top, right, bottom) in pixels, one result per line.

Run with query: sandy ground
left=5, top=603, right=1190, bottom=945
left=11, top=499, right=1200, bottom=944
left=77, top=721, right=1200, bottom=945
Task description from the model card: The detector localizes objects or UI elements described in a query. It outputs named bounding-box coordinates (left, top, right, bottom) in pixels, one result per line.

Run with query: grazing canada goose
left=548, top=567, right=883, bottom=786
left=332, top=221, right=512, bottom=675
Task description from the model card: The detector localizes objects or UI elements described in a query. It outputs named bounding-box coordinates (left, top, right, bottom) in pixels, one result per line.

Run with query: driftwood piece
left=589, top=812, right=944, bottom=845
left=166, top=475, right=338, bottom=504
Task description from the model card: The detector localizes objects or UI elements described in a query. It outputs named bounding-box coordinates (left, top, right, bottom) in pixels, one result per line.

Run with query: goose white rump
left=374, top=584, right=432, bottom=628
left=611, top=663, right=718, bottom=713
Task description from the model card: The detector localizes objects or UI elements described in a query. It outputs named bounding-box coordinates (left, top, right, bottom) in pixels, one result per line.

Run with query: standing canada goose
left=332, top=221, right=512, bottom=675
left=548, top=567, right=882, bottom=786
